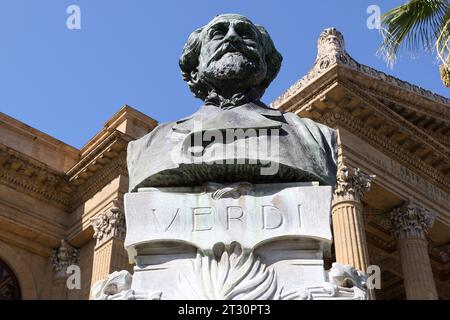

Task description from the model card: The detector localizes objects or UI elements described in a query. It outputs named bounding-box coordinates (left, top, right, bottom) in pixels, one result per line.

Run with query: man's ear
left=188, top=68, right=207, bottom=100
left=190, top=69, right=199, bottom=84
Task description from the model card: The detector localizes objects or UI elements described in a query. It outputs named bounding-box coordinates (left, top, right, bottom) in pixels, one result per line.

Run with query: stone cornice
left=348, top=72, right=450, bottom=127
left=343, top=143, right=450, bottom=228
left=321, top=110, right=450, bottom=193
left=419, top=127, right=450, bottom=149
left=340, top=80, right=450, bottom=161
left=271, top=72, right=450, bottom=197
left=276, top=67, right=450, bottom=148
left=67, top=129, right=130, bottom=210
left=271, top=29, right=450, bottom=179
left=69, top=150, right=127, bottom=211
left=67, top=130, right=130, bottom=183
left=79, top=105, right=157, bottom=155
left=272, top=28, right=449, bottom=111
left=0, top=112, right=79, bottom=153
left=0, top=103, right=157, bottom=214
left=0, top=129, right=131, bottom=212
left=0, top=143, right=71, bottom=209
left=0, top=112, right=80, bottom=172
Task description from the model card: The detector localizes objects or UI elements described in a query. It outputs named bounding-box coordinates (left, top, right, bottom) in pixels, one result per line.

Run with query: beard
left=199, top=48, right=267, bottom=91
left=207, top=53, right=261, bottom=79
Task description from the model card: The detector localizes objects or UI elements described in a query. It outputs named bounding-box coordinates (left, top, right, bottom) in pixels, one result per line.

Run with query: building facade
left=0, top=29, right=449, bottom=300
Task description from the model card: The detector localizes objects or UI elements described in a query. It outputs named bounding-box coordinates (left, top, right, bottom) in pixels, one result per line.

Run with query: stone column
left=90, top=199, right=131, bottom=292
left=332, top=165, right=375, bottom=272
left=390, top=202, right=438, bottom=300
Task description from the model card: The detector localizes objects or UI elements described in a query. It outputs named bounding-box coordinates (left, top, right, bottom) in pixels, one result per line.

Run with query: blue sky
left=0, top=0, right=448, bottom=149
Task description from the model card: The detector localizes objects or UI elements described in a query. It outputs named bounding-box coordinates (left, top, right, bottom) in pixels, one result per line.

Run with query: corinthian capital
left=91, top=199, right=126, bottom=247
left=333, top=165, right=375, bottom=203
left=390, top=202, right=435, bottom=240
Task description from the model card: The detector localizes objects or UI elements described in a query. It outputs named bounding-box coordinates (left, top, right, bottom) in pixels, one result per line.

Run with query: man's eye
left=240, top=29, right=255, bottom=40
left=212, top=30, right=224, bottom=38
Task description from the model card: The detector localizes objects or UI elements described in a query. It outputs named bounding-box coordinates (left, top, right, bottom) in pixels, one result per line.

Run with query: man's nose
left=224, top=27, right=242, bottom=43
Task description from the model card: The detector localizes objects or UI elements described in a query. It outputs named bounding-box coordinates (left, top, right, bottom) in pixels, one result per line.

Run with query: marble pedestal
left=92, top=182, right=367, bottom=300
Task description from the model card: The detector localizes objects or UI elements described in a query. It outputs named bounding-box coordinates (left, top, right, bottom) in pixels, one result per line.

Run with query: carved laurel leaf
left=278, top=284, right=367, bottom=300
left=205, top=182, right=252, bottom=200
left=178, top=242, right=277, bottom=300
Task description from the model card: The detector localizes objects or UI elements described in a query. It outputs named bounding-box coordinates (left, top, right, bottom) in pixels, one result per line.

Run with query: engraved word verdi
left=124, top=183, right=332, bottom=260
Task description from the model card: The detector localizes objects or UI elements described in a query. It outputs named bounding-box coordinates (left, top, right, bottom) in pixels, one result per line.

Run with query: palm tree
left=379, top=0, right=449, bottom=87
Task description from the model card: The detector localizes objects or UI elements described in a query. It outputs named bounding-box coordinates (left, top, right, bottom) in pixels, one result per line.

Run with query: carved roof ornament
left=271, top=27, right=449, bottom=109
left=316, top=28, right=350, bottom=70
left=91, top=199, right=126, bottom=247
left=390, top=202, right=436, bottom=240
left=51, top=239, right=78, bottom=278
left=333, top=165, right=375, bottom=203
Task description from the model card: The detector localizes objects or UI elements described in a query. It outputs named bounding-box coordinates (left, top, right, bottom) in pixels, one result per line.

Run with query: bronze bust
left=127, top=14, right=337, bottom=191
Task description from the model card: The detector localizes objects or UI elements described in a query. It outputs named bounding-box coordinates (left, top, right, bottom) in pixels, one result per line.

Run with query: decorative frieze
left=322, top=110, right=450, bottom=193
left=91, top=199, right=126, bottom=247
left=0, top=143, right=71, bottom=209
left=390, top=202, right=435, bottom=240
left=333, top=165, right=375, bottom=203
left=0, top=129, right=131, bottom=213
left=52, top=240, right=78, bottom=278
left=338, top=80, right=450, bottom=175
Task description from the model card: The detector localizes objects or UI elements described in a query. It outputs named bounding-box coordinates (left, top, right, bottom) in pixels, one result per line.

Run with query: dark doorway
left=0, top=259, right=21, bottom=300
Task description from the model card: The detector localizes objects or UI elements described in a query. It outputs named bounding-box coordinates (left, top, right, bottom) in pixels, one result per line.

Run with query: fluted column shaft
left=391, top=203, right=438, bottom=300
left=91, top=237, right=130, bottom=286
left=332, top=166, right=374, bottom=272
left=332, top=200, right=370, bottom=271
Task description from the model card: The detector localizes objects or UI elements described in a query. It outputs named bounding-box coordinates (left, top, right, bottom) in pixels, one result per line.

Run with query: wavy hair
left=179, top=18, right=283, bottom=102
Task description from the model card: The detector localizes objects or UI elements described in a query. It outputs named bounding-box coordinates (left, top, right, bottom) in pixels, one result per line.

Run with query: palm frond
left=436, top=14, right=450, bottom=68
left=379, top=0, right=449, bottom=66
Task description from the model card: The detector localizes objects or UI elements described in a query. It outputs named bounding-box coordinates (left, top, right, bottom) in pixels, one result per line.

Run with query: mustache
left=207, top=42, right=259, bottom=66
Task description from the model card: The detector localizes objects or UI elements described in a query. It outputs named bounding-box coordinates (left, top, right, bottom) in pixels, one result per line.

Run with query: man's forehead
left=204, top=14, right=256, bottom=29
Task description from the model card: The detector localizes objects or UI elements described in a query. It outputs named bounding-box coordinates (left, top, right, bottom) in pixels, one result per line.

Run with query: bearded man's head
left=179, top=14, right=282, bottom=107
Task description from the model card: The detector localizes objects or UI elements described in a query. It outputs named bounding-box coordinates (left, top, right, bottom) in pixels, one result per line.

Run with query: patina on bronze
left=127, top=14, right=337, bottom=191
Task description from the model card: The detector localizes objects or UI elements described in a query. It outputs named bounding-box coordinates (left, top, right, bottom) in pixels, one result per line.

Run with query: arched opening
left=0, top=258, right=21, bottom=300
